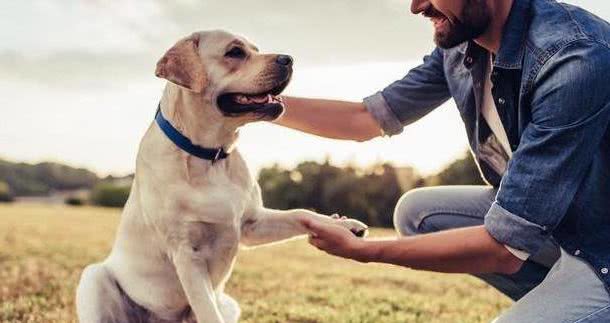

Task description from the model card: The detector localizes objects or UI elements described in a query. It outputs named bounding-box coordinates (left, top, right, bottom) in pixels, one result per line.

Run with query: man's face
left=411, top=0, right=492, bottom=49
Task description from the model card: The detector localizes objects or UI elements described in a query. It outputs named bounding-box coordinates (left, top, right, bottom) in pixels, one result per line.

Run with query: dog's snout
left=276, top=55, right=293, bottom=66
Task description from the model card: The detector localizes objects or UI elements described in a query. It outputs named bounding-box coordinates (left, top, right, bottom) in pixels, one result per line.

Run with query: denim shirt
left=364, top=0, right=610, bottom=289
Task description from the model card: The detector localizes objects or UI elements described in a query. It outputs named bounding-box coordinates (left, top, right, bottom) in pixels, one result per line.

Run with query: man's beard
left=427, top=0, right=491, bottom=49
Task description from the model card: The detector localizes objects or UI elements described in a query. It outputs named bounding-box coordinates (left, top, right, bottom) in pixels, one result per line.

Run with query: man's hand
left=300, top=221, right=524, bottom=274
left=301, top=218, right=370, bottom=262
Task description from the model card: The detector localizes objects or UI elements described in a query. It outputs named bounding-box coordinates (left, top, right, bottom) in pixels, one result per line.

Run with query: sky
left=1, top=0, right=609, bottom=177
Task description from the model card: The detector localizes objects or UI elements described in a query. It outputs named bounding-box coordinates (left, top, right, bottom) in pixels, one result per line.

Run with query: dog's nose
left=276, top=55, right=293, bottom=66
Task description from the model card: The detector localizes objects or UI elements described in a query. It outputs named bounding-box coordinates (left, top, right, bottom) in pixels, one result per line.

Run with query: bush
left=425, top=152, right=486, bottom=186
left=258, top=161, right=404, bottom=227
left=90, top=183, right=131, bottom=208
left=65, top=196, right=85, bottom=206
left=0, top=181, right=14, bottom=203
left=258, top=153, right=488, bottom=228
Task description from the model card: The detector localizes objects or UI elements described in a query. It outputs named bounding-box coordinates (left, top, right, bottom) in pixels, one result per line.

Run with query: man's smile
left=422, top=6, right=451, bottom=31
left=430, top=16, right=449, bottom=29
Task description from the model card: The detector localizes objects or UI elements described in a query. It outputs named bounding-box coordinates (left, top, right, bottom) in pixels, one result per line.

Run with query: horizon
left=1, top=0, right=608, bottom=177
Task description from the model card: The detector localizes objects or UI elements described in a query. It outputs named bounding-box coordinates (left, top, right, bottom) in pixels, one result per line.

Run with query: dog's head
left=155, top=30, right=292, bottom=122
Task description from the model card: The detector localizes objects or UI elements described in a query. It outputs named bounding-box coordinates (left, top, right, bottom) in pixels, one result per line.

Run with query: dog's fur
left=75, top=30, right=367, bottom=323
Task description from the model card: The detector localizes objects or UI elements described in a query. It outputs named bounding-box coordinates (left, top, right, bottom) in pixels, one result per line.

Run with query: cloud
left=0, top=51, right=153, bottom=90
left=0, top=0, right=435, bottom=85
left=1, top=0, right=608, bottom=88
left=147, top=0, right=436, bottom=64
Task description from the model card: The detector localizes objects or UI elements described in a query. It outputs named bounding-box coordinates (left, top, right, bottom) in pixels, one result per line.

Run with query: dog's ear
left=155, top=33, right=207, bottom=93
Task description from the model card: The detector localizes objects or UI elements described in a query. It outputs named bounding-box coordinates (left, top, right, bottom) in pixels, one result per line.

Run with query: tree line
left=0, top=158, right=131, bottom=205
left=0, top=153, right=486, bottom=227
left=0, top=158, right=98, bottom=196
left=259, top=153, right=484, bottom=227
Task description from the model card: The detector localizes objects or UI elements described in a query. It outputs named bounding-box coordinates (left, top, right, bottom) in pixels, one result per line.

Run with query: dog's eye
left=225, top=47, right=246, bottom=59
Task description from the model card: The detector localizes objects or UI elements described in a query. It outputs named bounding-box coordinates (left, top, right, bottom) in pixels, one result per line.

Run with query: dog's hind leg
left=76, top=263, right=142, bottom=323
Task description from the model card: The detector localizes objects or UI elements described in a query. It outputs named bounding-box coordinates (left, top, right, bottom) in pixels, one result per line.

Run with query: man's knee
left=393, top=188, right=435, bottom=237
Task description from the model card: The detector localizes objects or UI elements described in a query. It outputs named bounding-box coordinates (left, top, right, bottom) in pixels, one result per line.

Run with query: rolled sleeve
left=485, top=202, right=549, bottom=254
left=504, top=245, right=530, bottom=261
left=363, top=47, right=451, bottom=137
left=363, top=92, right=404, bottom=136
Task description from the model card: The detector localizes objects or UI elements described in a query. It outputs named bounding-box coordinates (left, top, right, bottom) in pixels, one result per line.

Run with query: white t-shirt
left=482, top=57, right=530, bottom=261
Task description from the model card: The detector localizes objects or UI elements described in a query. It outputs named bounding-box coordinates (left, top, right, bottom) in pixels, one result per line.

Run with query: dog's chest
left=151, top=152, right=258, bottom=285
left=186, top=221, right=240, bottom=285
left=173, top=182, right=253, bottom=286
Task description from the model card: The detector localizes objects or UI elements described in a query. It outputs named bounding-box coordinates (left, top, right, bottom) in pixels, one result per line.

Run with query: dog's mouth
left=217, top=79, right=290, bottom=119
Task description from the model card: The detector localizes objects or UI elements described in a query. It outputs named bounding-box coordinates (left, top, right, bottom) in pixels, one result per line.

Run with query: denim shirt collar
left=458, top=0, right=531, bottom=70
left=494, top=0, right=532, bottom=69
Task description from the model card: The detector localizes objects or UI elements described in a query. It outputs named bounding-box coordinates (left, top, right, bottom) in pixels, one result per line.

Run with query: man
left=277, top=0, right=610, bottom=321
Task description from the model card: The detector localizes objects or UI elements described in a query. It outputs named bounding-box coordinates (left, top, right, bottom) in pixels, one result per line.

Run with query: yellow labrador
left=75, top=30, right=368, bottom=323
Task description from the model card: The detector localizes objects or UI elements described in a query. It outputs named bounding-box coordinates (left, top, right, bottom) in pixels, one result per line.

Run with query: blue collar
left=155, top=104, right=229, bottom=162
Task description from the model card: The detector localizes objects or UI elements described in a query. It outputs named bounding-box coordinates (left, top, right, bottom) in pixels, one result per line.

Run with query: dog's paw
left=332, top=216, right=368, bottom=238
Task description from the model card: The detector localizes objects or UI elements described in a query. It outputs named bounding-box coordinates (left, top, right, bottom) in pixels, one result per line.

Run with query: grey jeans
left=393, top=186, right=610, bottom=322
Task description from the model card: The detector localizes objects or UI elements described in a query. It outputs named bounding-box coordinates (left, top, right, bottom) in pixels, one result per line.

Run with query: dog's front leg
left=174, top=246, right=225, bottom=323
left=241, top=208, right=368, bottom=247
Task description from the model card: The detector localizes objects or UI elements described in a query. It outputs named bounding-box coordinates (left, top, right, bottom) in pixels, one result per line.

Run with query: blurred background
left=2, top=1, right=610, bottom=322
left=0, top=0, right=608, bottom=223
left=0, top=0, right=610, bottom=225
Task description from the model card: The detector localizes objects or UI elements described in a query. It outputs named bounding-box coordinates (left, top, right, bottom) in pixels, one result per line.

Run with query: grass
left=0, top=204, right=511, bottom=323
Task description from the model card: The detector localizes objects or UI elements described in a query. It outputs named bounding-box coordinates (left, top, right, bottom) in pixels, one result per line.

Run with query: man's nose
left=410, top=0, right=429, bottom=14
left=276, top=55, right=293, bottom=66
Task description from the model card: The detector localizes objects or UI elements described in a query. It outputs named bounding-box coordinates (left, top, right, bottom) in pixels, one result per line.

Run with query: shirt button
left=602, top=268, right=609, bottom=275
left=498, top=98, right=506, bottom=105
left=465, top=56, right=474, bottom=64
left=574, top=250, right=581, bottom=256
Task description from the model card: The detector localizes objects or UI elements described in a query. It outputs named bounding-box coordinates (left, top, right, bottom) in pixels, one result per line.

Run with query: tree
left=65, top=196, right=85, bottom=206
left=0, top=181, right=14, bottom=202
left=425, top=152, right=486, bottom=186
left=90, top=183, right=131, bottom=208
left=258, top=161, right=404, bottom=227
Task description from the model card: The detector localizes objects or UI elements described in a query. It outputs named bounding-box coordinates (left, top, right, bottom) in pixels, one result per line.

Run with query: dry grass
left=0, top=204, right=511, bottom=323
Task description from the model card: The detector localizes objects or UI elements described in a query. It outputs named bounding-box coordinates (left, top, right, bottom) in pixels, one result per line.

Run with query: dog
left=75, top=30, right=368, bottom=323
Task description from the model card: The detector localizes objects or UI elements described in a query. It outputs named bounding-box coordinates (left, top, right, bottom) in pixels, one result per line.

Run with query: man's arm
left=276, top=97, right=382, bottom=142
left=276, top=47, right=451, bottom=141
left=303, top=220, right=523, bottom=274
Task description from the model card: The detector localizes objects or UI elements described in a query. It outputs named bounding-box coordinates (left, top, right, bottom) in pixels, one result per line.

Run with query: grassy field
left=0, top=204, right=510, bottom=323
